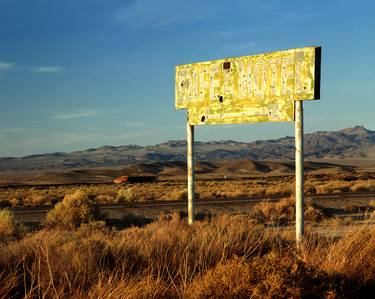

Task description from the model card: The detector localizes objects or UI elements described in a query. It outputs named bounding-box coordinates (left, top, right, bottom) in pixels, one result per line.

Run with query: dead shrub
left=185, top=252, right=338, bottom=299
left=265, top=183, right=292, bottom=196
left=135, top=190, right=156, bottom=201
left=252, top=198, right=330, bottom=224
left=304, top=199, right=331, bottom=221
left=315, top=181, right=352, bottom=194
left=9, top=196, right=22, bottom=207
left=304, top=184, right=317, bottom=194
left=169, top=189, right=200, bottom=201
left=0, top=209, right=19, bottom=239
left=252, top=198, right=295, bottom=225
left=116, top=188, right=136, bottom=203
left=158, top=209, right=212, bottom=223
left=221, top=190, right=248, bottom=198
left=76, top=221, right=109, bottom=238
left=24, top=194, right=50, bottom=205
left=95, top=194, right=115, bottom=203
left=350, top=180, right=375, bottom=192
left=320, top=226, right=375, bottom=290
left=44, top=190, right=102, bottom=230
left=198, top=191, right=214, bottom=199
left=185, top=257, right=256, bottom=298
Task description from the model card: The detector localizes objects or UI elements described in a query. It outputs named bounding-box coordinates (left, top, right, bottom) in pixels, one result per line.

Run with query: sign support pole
left=187, top=119, right=195, bottom=225
left=295, top=100, right=304, bottom=245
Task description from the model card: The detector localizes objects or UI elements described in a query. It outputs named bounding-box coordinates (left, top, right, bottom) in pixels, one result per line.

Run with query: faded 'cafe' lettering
left=175, top=47, right=321, bottom=125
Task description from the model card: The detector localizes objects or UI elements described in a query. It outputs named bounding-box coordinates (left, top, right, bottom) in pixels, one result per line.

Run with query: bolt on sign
left=175, top=46, right=321, bottom=125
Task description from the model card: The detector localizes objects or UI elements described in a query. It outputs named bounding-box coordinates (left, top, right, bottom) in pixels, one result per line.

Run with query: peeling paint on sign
left=175, top=46, right=321, bottom=125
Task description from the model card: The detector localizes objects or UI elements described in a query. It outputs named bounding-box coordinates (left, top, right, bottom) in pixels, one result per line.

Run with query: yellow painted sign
left=175, top=46, right=321, bottom=125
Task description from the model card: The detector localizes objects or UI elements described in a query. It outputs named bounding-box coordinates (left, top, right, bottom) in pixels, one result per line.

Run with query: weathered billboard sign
left=175, top=46, right=321, bottom=125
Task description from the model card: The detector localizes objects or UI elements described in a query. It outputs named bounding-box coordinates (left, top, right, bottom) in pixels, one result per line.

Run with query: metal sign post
left=187, top=119, right=195, bottom=224
left=295, top=100, right=304, bottom=244
left=175, top=46, right=321, bottom=241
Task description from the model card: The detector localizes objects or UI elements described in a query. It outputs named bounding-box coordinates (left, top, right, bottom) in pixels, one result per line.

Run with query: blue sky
left=0, top=0, right=374, bottom=157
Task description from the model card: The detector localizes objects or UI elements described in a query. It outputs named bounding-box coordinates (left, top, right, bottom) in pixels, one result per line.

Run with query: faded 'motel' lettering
left=175, top=46, right=321, bottom=125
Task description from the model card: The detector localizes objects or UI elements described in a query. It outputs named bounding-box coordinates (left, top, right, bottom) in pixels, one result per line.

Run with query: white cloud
left=34, top=66, right=64, bottom=74
left=0, top=62, right=65, bottom=76
left=0, top=61, right=15, bottom=72
left=51, top=110, right=99, bottom=120
left=50, top=108, right=120, bottom=120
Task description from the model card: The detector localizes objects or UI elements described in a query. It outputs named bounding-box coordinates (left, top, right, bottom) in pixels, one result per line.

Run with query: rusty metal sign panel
left=175, top=46, right=321, bottom=125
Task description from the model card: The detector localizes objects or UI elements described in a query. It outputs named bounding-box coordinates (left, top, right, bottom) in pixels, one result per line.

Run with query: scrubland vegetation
left=1, top=172, right=375, bottom=207
left=1, top=189, right=375, bottom=298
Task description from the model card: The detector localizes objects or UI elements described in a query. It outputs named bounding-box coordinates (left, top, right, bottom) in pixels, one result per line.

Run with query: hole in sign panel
left=201, top=115, right=206, bottom=122
left=223, top=61, right=231, bottom=70
left=218, top=95, right=223, bottom=103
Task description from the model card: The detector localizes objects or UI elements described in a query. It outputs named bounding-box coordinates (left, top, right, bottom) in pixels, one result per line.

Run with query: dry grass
left=0, top=213, right=374, bottom=298
left=315, top=179, right=375, bottom=194
left=1, top=172, right=375, bottom=207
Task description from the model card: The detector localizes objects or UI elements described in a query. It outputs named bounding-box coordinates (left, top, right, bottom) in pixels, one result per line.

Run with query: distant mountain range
left=0, top=126, right=374, bottom=172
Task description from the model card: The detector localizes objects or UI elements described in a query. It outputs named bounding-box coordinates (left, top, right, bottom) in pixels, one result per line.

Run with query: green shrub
left=44, top=190, right=102, bottom=230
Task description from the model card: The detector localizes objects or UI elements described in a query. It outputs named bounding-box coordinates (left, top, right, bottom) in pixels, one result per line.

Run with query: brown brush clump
left=0, top=215, right=374, bottom=298
left=315, top=180, right=352, bottom=194
left=313, top=178, right=375, bottom=195
left=116, top=188, right=137, bottom=203
left=321, top=226, right=375, bottom=286
left=251, top=198, right=330, bottom=225
left=185, top=253, right=335, bottom=298
left=350, top=180, right=375, bottom=192
left=252, top=198, right=295, bottom=225
left=169, top=189, right=200, bottom=201
left=114, top=187, right=157, bottom=203
left=44, top=190, right=102, bottom=230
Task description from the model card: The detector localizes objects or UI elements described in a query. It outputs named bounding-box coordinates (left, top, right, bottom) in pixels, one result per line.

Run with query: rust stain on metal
left=175, top=46, right=321, bottom=125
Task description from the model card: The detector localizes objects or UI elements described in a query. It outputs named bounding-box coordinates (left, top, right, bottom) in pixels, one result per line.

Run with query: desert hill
left=0, top=126, right=373, bottom=173
left=0, top=126, right=373, bottom=185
